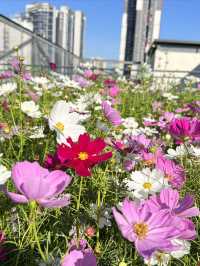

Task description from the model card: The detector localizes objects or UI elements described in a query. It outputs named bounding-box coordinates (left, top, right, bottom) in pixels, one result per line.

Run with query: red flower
left=57, top=133, right=112, bottom=176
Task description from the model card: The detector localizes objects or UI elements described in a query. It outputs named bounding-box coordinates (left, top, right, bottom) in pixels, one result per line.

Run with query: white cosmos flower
left=189, top=145, right=200, bottom=157
left=48, top=100, right=86, bottom=144
left=122, top=117, right=138, bottom=129
left=166, top=145, right=187, bottom=159
left=126, top=168, right=169, bottom=199
left=21, top=101, right=42, bottom=118
left=0, top=83, right=17, bottom=96
left=29, top=126, right=45, bottom=139
left=162, top=92, right=179, bottom=100
left=31, top=76, right=49, bottom=85
left=144, top=251, right=170, bottom=266
left=170, top=239, right=191, bottom=259
left=0, top=164, right=11, bottom=185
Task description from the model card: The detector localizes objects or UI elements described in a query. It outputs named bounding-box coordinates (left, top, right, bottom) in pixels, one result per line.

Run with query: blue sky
left=1, top=0, right=200, bottom=59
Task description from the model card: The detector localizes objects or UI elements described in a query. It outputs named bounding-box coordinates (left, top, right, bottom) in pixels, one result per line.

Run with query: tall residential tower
left=119, top=0, right=163, bottom=63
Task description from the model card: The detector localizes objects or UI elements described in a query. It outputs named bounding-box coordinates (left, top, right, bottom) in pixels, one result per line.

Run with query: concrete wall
left=152, top=45, right=200, bottom=81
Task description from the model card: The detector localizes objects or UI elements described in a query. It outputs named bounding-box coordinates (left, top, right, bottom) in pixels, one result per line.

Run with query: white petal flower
left=21, top=101, right=42, bottom=118
left=144, top=252, right=170, bottom=266
left=0, top=83, right=17, bottom=96
left=163, top=92, right=179, bottom=100
left=31, top=76, right=49, bottom=85
left=122, top=117, right=138, bottom=129
left=170, top=239, right=191, bottom=259
left=0, top=164, right=11, bottom=185
left=29, top=126, right=45, bottom=139
left=48, top=100, right=86, bottom=143
left=189, top=145, right=200, bottom=157
left=166, top=145, right=187, bottom=159
left=125, top=168, right=169, bottom=199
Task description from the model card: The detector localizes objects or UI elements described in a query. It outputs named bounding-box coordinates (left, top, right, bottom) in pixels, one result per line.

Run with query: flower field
left=0, top=59, right=200, bottom=266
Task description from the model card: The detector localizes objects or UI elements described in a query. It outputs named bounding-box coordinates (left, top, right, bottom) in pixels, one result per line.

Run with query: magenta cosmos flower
left=156, top=154, right=186, bottom=189
left=62, top=239, right=97, bottom=266
left=112, top=199, right=179, bottom=258
left=169, top=117, right=200, bottom=143
left=7, top=161, right=72, bottom=208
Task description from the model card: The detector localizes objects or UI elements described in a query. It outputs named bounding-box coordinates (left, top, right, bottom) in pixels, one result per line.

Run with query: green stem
left=96, top=190, right=101, bottom=243
left=76, top=176, right=84, bottom=245
left=76, top=176, right=83, bottom=210
left=32, top=217, right=46, bottom=262
left=30, top=202, right=47, bottom=262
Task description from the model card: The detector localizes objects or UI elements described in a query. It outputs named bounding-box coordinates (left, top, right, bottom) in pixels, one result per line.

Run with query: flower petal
left=7, top=191, right=28, bottom=203
left=38, top=195, right=71, bottom=208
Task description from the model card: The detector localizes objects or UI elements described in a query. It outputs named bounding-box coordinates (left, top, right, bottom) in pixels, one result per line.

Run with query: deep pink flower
left=57, top=133, right=112, bottom=177
left=7, top=161, right=72, bottom=208
left=102, top=101, right=122, bottom=126
left=1, top=100, right=9, bottom=112
left=104, top=79, right=116, bottom=88
left=62, top=239, right=97, bottom=266
left=169, top=117, right=200, bottom=143
left=156, top=154, right=186, bottom=189
left=49, top=62, right=57, bottom=71
left=113, top=199, right=180, bottom=258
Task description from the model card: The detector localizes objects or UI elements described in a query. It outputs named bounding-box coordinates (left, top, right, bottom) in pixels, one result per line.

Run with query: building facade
left=148, top=39, right=200, bottom=81
left=119, top=0, right=163, bottom=63
left=0, top=16, right=33, bottom=65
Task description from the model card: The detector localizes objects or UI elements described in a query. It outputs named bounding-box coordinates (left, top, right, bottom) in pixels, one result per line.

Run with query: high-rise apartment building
left=119, top=0, right=163, bottom=63
left=73, top=11, right=85, bottom=57
left=26, top=3, right=57, bottom=43
left=56, top=6, right=74, bottom=52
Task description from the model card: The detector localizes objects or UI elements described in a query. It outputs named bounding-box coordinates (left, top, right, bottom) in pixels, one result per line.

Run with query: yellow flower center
left=78, top=152, right=89, bottom=160
left=144, top=159, right=154, bottom=166
left=156, top=252, right=165, bottom=262
left=55, top=122, right=64, bottom=132
left=165, top=174, right=172, bottom=181
left=143, top=182, right=152, bottom=190
left=133, top=223, right=148, bottom=239
left=4, top=126, right=10, bottom=134
left=149, top=146, right=157, bottom=153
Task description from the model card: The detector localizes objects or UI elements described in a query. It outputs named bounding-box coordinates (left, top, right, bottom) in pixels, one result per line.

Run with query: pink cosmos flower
left=61, top=239, right=97, bottom=266
left=22, top=71, right=32, bottom=81
left=26, top=90, right=40, bottom=102
left=152, top=101, right=162, bottom=112
left=102, top=101, right=122, bottom=126
left=113, top=199, right=180, bottom=258
left=147, top=188, right=198, bottom=241
left=156, top=154, right=186, bottom=189
left=7, top=161, right=72, bottom=208
left=10, top=57, right=20, bottom=71
left=108, top=86, right=120, bottom=97
left=0, top=70, right=13, bottom=80
left=147, top=188, right=199, bottom=218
